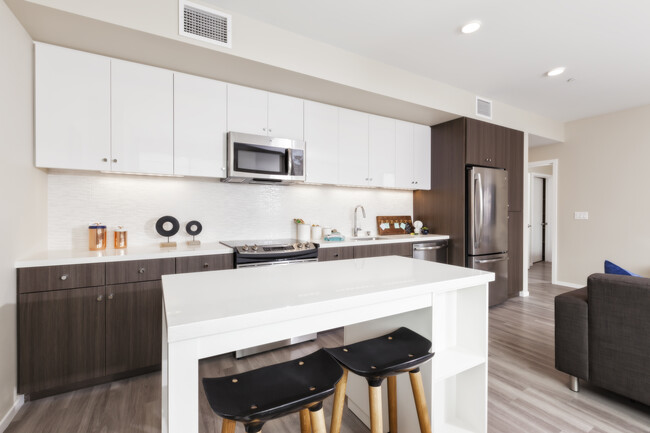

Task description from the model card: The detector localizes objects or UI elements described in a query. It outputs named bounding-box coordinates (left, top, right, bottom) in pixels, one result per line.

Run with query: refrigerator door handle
left=476, top=257, right=509, bottom=264
left=474, top=172, right=484, bottom=249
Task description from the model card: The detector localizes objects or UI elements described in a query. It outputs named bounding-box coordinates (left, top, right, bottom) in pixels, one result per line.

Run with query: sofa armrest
left=554, top=287, right=589, bottom=379
left=588, top=273, right=650, bottom=406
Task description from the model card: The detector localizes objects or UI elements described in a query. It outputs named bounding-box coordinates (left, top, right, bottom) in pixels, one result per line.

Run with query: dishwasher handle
left=414, top=245, right=446, bottom=251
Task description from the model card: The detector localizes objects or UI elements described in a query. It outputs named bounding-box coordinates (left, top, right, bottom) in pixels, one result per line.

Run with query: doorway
left=527, top=160, right=558, bottom=284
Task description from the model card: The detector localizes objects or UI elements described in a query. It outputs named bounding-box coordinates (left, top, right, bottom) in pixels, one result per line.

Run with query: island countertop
left=162, top=256, right=492, bottom=343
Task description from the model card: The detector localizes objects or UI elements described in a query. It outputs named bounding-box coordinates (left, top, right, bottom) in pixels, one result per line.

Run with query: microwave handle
left=286, top=148, right=293, bottom=176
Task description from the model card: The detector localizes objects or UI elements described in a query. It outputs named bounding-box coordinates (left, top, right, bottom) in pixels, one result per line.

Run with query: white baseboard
left=555, top=281, right=584, bottom=289
left=0, top=395, right=24, bottom=433
left=519, top=290, right=530, bottom=297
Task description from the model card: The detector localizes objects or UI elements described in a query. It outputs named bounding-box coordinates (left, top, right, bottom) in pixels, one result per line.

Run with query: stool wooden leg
left=388, top=376, right=398, bottom=433
left=330, top=368, right=348, bottom=433
left=300, top=408, right=312, bottom=433
left=368, top=384, right=384, bottom=433
left=409, top=369, right=431, bottom=433
left=309, top=405, right=327, bottom=433
left=221, top=419, right=236, bottom=433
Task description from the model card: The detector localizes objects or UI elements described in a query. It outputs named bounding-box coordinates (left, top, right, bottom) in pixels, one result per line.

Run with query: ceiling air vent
left=476, top=96, right=492, bottom=120
left=179, top=0, right=232, bottom=48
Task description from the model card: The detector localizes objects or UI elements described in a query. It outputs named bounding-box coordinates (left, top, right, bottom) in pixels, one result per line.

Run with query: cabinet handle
left=60, top=274, right=69, bottom=281
left=112, top=158, right=118, bottom=163
left=102, top=158, right=108, bottom=162
left=138, top=267, right=146, bottom=274
left=203, top=263, right=209, bottom=268
left=262, top=128, right=266, bottom=131
left=333, top=254, right=339, bottom=258
left=108, top=293, right=114, bottom=300
left=97, top=295, right=103, bottom=302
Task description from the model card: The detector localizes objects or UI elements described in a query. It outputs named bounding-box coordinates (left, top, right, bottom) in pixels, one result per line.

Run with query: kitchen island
left=162, top=256, right=493, bottom=433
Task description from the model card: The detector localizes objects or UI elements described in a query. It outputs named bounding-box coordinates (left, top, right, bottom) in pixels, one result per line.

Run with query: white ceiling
left=204, top=0, right=650, bottom=122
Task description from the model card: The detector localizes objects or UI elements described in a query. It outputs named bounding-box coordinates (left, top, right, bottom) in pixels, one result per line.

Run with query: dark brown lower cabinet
left=508, top=212, right=523, bottom=297
left=317, top=246, right=354, bottom=262
left=352, top=242, right=413, bottom=259
left=105, top=281, right=162, bottom=375
left=175, top=254, right=233, bottom=273
left=18, top=286, right=106, bottom=395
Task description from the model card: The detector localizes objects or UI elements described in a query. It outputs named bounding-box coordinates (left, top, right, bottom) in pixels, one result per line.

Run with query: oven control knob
left=297, top=242, right=303, bottom=248
left=252, top=245, right=258, bottom=251
left=242, top=245, right=249, bottom=251
left=304, top=242, right=310, bottom=248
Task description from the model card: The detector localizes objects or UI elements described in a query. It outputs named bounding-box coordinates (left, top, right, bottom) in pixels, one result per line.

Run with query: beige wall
left=529, top=104, right=650, bottom=285
left=0, top=0, right=47, bottom=423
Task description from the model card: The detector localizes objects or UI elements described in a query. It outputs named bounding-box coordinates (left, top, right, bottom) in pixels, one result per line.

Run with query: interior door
left=531, top=176, right=544, bottom=263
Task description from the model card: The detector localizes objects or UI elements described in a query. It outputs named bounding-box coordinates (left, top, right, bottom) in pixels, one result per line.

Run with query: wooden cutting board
left=376, top=215, right=413, bottom=235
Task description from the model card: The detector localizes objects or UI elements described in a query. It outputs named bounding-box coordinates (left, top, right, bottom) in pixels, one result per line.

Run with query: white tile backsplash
left=47, top=172, right=413, bottom=250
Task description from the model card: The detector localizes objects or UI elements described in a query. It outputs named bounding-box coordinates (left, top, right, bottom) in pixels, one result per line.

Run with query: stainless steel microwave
left=223, top=132, right=306, bottom=184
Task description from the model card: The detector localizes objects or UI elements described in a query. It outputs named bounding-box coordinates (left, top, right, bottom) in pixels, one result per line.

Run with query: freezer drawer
left=468, top=253, right=508, bottom=306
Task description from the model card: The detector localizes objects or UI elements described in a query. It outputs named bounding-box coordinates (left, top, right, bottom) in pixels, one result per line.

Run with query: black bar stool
left=325, top=327, right=435, bottom=433
left=202, top=349, right=343, bottom=433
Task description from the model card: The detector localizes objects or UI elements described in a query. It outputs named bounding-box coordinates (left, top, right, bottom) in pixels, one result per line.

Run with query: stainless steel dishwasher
left=413, top=240, right=448, bottom=264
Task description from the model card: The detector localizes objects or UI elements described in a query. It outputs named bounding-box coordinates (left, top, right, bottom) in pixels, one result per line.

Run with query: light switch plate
left=574, top=211, right=589, bottom=220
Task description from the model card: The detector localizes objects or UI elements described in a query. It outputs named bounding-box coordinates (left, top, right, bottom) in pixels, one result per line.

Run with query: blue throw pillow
left=604, top=260, right=640, bottom=277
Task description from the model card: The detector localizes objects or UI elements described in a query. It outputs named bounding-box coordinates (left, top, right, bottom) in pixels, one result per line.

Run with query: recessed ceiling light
left=546, top=67, right=566, bottom=77
left=461, top=21, right=481, bottom=34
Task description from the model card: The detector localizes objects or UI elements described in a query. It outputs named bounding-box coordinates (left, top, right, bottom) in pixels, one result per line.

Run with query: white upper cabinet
left=304, top=101, right=339, bottom=184
left=368, top=115, right=396, bottom=188
left=111, top=59, right=174, bottom=175
left=395, top=120, right=415, bottom=188
left=174, top=73, right=227, bottom=178
left=395, top=120, right=431, bottom=190
left=228, top=85, right=304, bottom=140
left=413, top=123, right=431, bottom=189
left=338, top=108, right=369, bottom=187
left=227, top=85, right=268, bottom=136
left=35, top=43, right=111, bottom=171
left=268, top=92, right=303, bottom=140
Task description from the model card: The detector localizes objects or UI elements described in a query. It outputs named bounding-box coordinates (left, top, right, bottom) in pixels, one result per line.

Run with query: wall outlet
left=574, top=211, right=589, bottom=220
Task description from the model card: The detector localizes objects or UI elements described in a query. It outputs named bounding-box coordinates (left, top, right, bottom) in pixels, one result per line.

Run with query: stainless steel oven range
left=219, top=239, right=319, bottom=357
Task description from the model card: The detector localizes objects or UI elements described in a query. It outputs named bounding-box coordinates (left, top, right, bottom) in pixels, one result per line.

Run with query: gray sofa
left=555, top=273, right=650, bottom=406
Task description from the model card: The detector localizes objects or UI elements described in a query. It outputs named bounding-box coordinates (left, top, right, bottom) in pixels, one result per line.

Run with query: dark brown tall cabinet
left=414, top=117, right=524, bottom=301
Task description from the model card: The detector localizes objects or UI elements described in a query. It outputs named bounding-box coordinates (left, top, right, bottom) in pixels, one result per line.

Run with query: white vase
left=297, top=224, right=310, bottom=242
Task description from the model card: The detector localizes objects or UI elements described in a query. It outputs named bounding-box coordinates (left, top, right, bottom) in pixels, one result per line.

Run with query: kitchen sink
left=349, top=236, right=385, bottom=241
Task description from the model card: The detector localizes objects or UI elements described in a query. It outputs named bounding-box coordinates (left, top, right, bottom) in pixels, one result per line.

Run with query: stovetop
left=220, top=239, right=317, bottom=255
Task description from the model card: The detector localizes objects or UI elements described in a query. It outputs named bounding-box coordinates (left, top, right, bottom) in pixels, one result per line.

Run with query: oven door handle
left=237, top=258, right=318, bottom=268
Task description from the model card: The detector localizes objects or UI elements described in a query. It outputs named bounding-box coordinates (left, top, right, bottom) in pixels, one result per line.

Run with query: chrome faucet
left=353, top=205, right=366, bottom=237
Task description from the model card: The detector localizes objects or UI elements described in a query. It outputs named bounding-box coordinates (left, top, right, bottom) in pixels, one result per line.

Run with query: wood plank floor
left=7, top=262, right=650, bottom=432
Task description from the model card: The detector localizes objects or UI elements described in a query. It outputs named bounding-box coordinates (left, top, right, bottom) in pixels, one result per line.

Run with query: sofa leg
left=569, top=376, right=579, bottom=392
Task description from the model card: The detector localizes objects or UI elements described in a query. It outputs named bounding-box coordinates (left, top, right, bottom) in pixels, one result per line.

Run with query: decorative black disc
left=186, top=220, right=203, bottom=236
left=155, top=216, right=180, bottom=238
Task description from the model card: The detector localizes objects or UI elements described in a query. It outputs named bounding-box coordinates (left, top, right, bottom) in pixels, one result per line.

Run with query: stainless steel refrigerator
left=466, top=166, right=509, bottom=306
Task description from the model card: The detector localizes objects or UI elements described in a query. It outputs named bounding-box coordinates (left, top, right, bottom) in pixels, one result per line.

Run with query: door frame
left=527, top=159, right=558, bottom=285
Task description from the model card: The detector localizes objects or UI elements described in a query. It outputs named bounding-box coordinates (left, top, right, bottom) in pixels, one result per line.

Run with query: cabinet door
left=368, top=115, right=396, bottom=187
left=505, top=129, right=524, bottom=212
left=105, top=281, right=162, bottom=374
left=413, top=123, right=432, bottom=190
left=318, top=247, right=354, bottom=262
left=174, top=73, right=227, bottom=178
left=304, top=101, right=339, bottom=184
left=395, top=120, right=415, bottom=189
left=19, top=286, right=106, bottom=394
left=353, top=242, right=412, bottom=258
left=227, top=84, right=268, bottom=135
left=268, top=92, right=303, bottom=140
left=338, top=108, right=369, bottom=186
left=35, top=43, right=111, bottom=171
left=507, top=212, right=523, bottom=297
left=111, top=59, right=174, bottom=174
left=175, top=254, right=234, bottom=273
left=466, top=118, right=497, bottom=167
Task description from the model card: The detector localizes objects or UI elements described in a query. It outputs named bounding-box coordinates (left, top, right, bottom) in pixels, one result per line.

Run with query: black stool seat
left=202, top=349, right=342, bottom=429
left=324, top=327, right=434, bottom=383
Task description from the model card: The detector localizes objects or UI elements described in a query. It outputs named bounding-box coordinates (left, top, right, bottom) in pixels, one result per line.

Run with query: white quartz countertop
left=162, top=256, right=493, bottom=343
left=14, top=242, right=234, bottom=268
left=15, top=234, right=448, bottom=268
left=317, top=233, right=449, bottom=248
